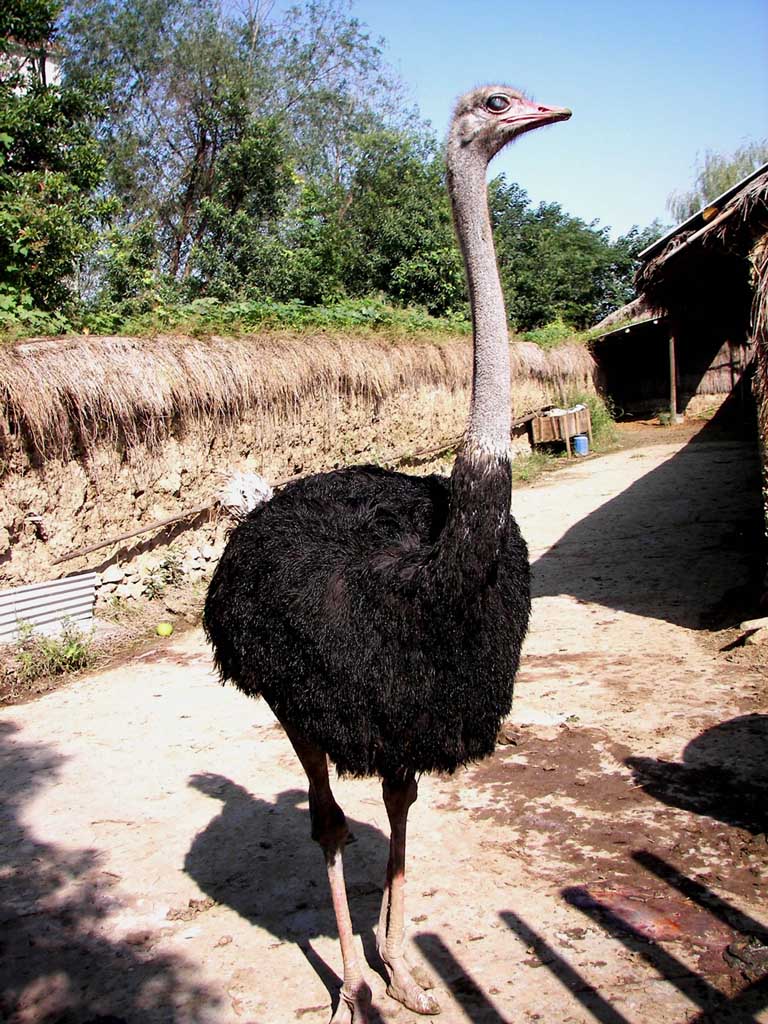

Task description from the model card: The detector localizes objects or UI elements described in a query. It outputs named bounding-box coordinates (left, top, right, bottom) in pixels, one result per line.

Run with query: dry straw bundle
left=0, top=332, right=596, bottom=470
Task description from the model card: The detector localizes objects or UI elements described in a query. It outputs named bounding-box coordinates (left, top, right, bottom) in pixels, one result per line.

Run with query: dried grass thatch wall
left=750, top=236, right=768, bottom=542
left=0, top=331, right=597, bottom=584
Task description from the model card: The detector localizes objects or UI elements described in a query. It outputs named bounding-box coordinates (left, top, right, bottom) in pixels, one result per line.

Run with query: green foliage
left=491, top=177, right=665, bottom=331
left=8, top=619, right=93, bottom=685
left=0, top=284, right=72, bottom=336
left=1, top=0, right=58, bottom=46
left=159, top=546, right=184, bottom=588
left=187, top=118, right=297, bottom=298
left=62, top=0, right=406, bottom=284
left=0, top=0, right=108, bottom=312
left=82, top=294, right=469, bottom=337
left=141, top=547, right=184, bottom=598
left=511, top=449, right=560, bottom=485
left=605, top=220, right=667, bottom=308
left=282, top=129, right=465, bottom=314
left=141, top=568, right=165, bottom=600
left=668, top=141, right=768, bottom=222
left=560, top=389, right=619, bottom=449
left=0, top=0, right=659, bottom=338
left=521, top=318, right=575, bottom=349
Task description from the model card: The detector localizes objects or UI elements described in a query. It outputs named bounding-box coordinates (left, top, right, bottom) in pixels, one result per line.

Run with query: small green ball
left=156, top=621, right=174, bottom=637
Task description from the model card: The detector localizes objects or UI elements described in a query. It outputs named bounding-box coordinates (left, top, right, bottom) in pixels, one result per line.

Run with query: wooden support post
left=669, top=334, right=678, bottom=421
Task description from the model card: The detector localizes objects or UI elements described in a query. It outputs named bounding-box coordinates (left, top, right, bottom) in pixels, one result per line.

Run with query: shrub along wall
left=0, top=331, right=598, bottom=586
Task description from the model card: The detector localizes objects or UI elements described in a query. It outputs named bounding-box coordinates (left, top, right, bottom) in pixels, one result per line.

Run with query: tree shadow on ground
left=183, top=772, right=391, bottom=1020
left=529, top=414, right=762, bottom=631
left=0, top=720, right=219, bottom=1024
left=627, top=714, right=768, bottom=835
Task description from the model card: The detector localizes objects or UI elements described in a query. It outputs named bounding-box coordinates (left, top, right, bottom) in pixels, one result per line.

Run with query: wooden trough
left=530, top=406, right=593, bottom=456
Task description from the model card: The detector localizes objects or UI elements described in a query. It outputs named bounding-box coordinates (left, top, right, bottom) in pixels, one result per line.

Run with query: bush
left=561, top=389, right=619, bottom=449
left=0, top=286, right=72, bottom=338
left=6, top=619, right=94, bottom=686
left=521, top=318, right=576, bottom=349
left=78, top=295, right=471, bottom=338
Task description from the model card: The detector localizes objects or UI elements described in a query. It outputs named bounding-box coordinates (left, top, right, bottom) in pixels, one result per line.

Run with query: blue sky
left=350, top=0, right=767, bottom=237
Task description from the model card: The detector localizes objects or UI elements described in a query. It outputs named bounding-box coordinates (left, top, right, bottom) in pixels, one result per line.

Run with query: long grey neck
left=448, top=147, right=511, bottom=458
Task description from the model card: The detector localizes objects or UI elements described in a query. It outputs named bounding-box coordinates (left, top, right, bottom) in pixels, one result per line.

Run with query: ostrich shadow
left=626, top=713, right=768, bottom=835
left=183, top=772, right=392, bottom=1012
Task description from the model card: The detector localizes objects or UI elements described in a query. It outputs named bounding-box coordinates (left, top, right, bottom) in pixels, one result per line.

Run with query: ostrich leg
left=377, top=775, right=440, bottom=1015
left=282, top=723, right=372, bottom=1024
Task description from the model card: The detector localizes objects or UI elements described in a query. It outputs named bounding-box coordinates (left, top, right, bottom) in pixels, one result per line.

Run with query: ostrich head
left=449, top=85, right=571, bottom=163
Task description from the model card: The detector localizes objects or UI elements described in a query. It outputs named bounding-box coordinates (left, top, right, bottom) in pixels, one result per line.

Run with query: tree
left=490, top=176, right=664, bottom=330
left=187, top=116, right=296, bottom=298
left=281, top=128, right=464, bottom=313
left=603, top=221, right=666, bottom=311
left=0, top=0, right=108, bottom=312
left=22, top=0, right=653, bottom=329
left=668, top=140, right=768, bottom=222
left=61, top=0, right=408, bottom=285
left=1, top=0, right=58, bottom=50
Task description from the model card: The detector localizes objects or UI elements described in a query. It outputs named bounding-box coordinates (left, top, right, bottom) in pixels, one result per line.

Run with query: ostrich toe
left=385, top=958, right=441, bottom=1014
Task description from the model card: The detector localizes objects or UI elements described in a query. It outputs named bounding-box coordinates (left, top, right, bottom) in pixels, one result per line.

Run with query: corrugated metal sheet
left=0, top=572, right=97, bottom=643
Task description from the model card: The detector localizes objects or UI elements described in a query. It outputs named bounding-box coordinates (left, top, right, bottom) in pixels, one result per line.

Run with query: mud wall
left=0, top=333, right=597, bottom=587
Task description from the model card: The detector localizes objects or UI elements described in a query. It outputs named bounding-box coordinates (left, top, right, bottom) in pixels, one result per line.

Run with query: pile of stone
left=179, top=545, right=219, bottom=580
left=97, top=563, right=143, bottom=601
left=95, top=542, right=222, bottom=605
left=743, top=616, right=768, bottom=646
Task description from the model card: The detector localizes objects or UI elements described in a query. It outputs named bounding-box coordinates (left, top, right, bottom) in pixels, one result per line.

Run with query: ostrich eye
left=486, top=94, right=511, bottom=113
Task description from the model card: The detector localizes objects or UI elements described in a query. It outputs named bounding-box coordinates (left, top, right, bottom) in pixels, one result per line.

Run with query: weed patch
left=2, top=620, right=94, bottom=699
left=512, top=449, right=562, bottom=486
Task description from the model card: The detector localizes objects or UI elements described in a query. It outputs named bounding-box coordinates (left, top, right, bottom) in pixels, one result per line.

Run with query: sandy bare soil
left=1, top=424, right=767, bottom=1024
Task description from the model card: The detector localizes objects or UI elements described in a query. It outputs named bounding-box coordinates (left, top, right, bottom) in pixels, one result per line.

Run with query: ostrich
left=204, top=85, right=571, bottom=1023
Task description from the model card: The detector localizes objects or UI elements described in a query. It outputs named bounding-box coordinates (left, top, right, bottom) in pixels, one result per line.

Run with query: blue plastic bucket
left=573, top=434, right=589, bottom=456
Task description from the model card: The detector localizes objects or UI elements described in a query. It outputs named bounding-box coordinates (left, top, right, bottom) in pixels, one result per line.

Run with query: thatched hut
left=593, top=163, right=768, bottom=589
left=591, top=163, right=767, bottom=421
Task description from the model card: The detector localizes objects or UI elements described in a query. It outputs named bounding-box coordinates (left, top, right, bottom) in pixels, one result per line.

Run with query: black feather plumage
left=204, top=455, right=530, bottom=778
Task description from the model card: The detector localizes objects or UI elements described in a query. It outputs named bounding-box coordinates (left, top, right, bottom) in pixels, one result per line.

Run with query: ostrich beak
left=502, top=101, right=572, bottom=131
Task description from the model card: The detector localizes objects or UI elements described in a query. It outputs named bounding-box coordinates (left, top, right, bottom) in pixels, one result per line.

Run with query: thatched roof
left=636, top=163, right=768, bottom=331
left=592, top=296, right=664, bottom=336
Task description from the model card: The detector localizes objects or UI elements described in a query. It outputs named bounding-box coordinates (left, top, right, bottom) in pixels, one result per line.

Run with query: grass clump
left=520, top=319, right=576, bottom=350
left=141, top=547, right=185, bottom=599
left=3, top=619, right=94, bottom=694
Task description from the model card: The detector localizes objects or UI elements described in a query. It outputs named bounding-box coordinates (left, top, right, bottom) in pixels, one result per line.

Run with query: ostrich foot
left=329, top=980, right=372, bottom=1024
left=384, top=956, right=440, bottom=1015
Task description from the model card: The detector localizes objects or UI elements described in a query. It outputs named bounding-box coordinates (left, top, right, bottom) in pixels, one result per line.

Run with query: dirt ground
left=1, top=421, right=767, bottom=1024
